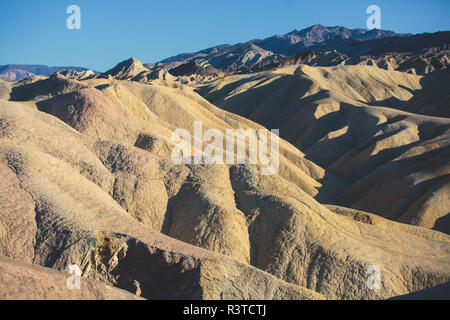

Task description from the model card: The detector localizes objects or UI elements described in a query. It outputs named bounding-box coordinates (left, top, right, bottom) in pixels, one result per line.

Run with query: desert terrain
left=0, top=25, right=449, bottom=300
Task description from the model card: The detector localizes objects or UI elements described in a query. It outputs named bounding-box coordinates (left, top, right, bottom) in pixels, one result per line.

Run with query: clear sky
left=1, top=0, right=449, bottom=71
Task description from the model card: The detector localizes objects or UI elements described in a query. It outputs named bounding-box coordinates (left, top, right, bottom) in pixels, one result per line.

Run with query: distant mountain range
left=151, top=25, right=449, bottom=75
left=0, top=64, right=93, bottom=82
left=2, top=25, right=449, bottom=82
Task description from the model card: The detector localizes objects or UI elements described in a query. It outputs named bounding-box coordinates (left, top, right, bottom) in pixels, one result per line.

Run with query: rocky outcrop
left=0, top=254, right=142, bottom=300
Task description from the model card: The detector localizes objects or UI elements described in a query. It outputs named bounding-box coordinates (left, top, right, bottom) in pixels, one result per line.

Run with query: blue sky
left=1, top=0, right=449, bottom=71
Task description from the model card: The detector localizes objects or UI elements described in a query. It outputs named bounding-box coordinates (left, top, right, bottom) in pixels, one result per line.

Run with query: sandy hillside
left=0, top=63, right=449, bottom=300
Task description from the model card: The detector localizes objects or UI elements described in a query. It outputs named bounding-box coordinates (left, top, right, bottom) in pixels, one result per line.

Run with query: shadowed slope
left=1, top=74, right=449, bottom=299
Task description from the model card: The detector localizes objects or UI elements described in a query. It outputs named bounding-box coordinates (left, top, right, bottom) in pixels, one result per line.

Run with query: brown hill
left=105, top=57, right=150, bottom=80
left=400, top=69, right=450, bottom=117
